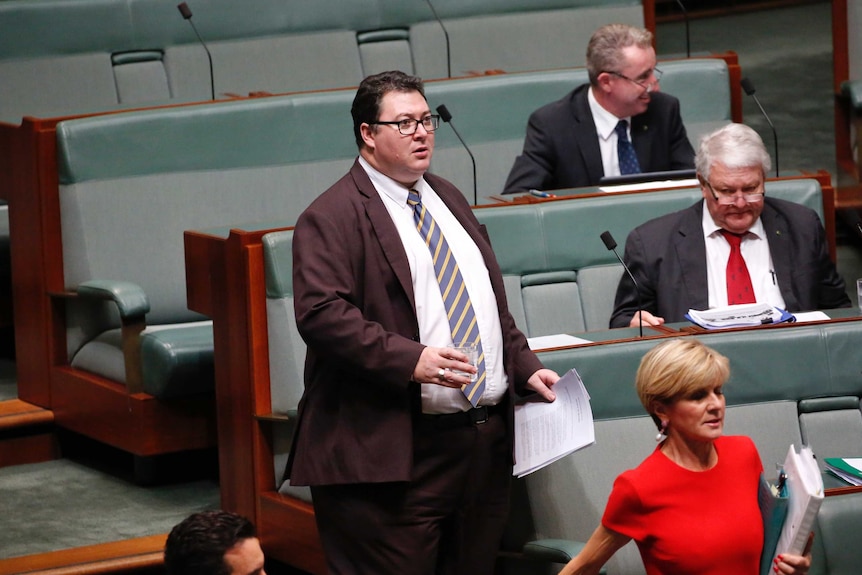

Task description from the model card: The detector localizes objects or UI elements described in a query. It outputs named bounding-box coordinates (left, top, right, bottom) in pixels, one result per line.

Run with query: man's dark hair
left=164, top=510, right=256, bottom=575
left=351, top=70, right=426, bottom=148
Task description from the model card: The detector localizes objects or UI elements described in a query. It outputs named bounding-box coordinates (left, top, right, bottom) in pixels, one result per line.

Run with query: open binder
left=759, top=445, right=823, bottom=575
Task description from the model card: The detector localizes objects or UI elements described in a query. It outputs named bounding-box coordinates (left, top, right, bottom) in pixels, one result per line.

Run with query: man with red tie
left=610, top=122, right=849, bottom=328
left=286, top=70, right=559, bottom=574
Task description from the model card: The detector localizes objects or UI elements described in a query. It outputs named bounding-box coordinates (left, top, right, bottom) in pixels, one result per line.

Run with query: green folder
left=759, top=473, right=789, bottom=575
left=824, top=458, right=862, bottom=486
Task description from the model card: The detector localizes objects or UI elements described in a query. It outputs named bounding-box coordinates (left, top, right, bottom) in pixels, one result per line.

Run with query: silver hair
left=586, top=24, right=653, bottom=85
left=695, top=123, right=772, bottom=181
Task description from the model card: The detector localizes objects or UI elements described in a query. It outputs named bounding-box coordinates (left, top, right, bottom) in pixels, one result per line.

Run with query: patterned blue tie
left=615, top=120, right=641, bottom=175
left=407, top=189, right=486, bottom=406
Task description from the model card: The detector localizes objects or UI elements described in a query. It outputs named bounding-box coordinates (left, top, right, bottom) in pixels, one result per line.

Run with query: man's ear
left=595, top=72, right=614, bottom=94
left=360, top=123, right=376, bottom=149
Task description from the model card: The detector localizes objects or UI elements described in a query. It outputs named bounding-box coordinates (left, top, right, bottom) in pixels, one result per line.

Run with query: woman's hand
left=773, top=532, right=815, bottom=574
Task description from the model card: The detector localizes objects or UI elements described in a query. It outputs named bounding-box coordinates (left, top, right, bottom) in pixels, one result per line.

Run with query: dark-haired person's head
left=352, top=70, right=435, bottom=188
left=164, top=510, right=264, bottom=575
left=351, top=70, right=426, bottom=149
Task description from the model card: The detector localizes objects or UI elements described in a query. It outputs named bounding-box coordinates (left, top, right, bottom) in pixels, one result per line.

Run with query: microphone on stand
left=436, top=105, right=477, bottom=205
left=177, top=2, right=215, bottom=101
left=424, top=0, right=452, bottom=78
left=600, top=231, right=643, bottom=338
left=741, top=77, right=779, bottom=177
left=675, top=0, right=691, bottom=58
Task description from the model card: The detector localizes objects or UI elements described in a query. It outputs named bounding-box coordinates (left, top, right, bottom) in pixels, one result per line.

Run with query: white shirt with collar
left=588, top=86, right=632, bottom=179
left=701, top=200, right=786, bottom=310
left=359, top=156, right=507, bottom=413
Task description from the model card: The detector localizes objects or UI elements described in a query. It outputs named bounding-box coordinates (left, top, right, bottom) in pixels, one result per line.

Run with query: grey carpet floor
left=657, top=1, right=835, bottom=176
left=0, top=458, right=218, bottom=559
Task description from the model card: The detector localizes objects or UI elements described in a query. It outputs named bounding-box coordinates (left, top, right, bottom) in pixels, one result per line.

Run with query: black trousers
left=311, top=410, right=511, bottom=575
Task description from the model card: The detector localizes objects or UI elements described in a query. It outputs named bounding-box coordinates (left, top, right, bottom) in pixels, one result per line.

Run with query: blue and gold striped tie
left=407, top=189, right=486, bottom=406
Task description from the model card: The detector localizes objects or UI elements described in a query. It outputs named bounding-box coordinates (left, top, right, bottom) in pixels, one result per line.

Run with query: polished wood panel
left=0, top=534, right=166, bottom=575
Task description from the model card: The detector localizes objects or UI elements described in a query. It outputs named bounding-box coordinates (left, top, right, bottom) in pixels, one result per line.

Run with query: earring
left=655, top=420, right=668, bottom=443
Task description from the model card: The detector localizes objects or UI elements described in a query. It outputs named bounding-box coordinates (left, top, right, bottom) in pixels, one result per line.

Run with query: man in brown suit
left=286, top=71, right=559, bottom=574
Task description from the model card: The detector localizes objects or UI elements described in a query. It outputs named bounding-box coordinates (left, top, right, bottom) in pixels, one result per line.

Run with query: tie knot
left=407, top=189, right=421, bottom=207
left=720, top=229, right=745, bottom=247
left=615, top=120, right=629, bottom=140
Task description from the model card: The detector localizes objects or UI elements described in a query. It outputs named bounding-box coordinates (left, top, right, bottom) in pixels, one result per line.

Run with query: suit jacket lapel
left=631, top=113, right=652, bottom=173
left=349, top=161, right=417, bottom=312
left=674, top=202, right=710, bottom=310
left=760, top=202, right=797, bottom=309
left=571, top=87, right=605, bottom=184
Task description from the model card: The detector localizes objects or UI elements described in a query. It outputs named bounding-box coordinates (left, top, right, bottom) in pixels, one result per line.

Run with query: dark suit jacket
left=286, top=159, right=543, bottom=486
left=503, top=84, right=695, bottom=194
left=609, top=197, right=850, bottom=327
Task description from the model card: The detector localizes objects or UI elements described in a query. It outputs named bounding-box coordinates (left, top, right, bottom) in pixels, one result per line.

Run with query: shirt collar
left=701, top=199, right=767, bottom=239
left=588, top=86, right=630, bottom=141
left=358, top=155, right=429, bottom=207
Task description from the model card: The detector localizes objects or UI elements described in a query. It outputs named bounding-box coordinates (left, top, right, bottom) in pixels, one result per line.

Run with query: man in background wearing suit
left=503, top=24, right=695, bottom=194
left=610, top=122, right=849, bottom=328
left=286, top=70, right=559, bottom=574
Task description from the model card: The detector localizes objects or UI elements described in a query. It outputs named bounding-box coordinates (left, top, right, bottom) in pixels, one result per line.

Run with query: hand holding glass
left=451, top=342, right=478, bottom=382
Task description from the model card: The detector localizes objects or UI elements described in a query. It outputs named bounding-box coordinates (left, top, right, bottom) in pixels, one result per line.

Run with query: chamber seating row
left=182, top=172, right=837, bottom=574
left=0, top=0, right=647, bottom=123
left=1, top=57, right=739, bottom=465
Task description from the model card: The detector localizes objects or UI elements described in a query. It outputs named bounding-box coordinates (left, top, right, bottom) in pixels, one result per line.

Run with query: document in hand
left=685, top=302, right=795, bottom=329
left=772, top=445, right=823, bottom=562
left=824, top=457, right=862, bottom=486
left=512, top=368, right=595, bottom=478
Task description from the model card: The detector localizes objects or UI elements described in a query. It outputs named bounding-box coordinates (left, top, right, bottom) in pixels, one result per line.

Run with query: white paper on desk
left=792, top=311, right=831, bottom=323
left=527, top=334, right=592, bottom=350
left=599, top=178, right=699, bottom=193
left=513, top=368, right=595, bottom=478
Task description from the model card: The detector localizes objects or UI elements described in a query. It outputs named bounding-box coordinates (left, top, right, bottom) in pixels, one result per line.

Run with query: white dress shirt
left=588, top=86, right=632, bottom=179
left=360, top=157, right=507, bottom=413
left=701, top=200, right=786, bottom=309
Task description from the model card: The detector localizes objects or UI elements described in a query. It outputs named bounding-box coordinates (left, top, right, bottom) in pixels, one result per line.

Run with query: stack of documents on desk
left=685, top=303, right=794, bottom=329
left=513, top=368, right=595, bottom=478
left=824, top=457, right=862, bottom=486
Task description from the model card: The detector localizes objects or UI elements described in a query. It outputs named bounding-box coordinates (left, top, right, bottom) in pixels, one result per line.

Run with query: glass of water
left=451, top=341, right=478, bottom=382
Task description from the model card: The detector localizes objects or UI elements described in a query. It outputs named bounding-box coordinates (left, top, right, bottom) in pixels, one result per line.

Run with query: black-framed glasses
left=703, top=180, right=765, bottom=205
left=368, top=115, right=440, bottom=135
left=604, top=67, right=663, bottom=92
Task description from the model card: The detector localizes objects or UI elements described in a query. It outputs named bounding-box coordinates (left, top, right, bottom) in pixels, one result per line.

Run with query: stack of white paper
left=773, top=445, right=823, bottom=560
left=512, top=368, right=595, bottom=478
left=685, top=303, right=794, bottom=329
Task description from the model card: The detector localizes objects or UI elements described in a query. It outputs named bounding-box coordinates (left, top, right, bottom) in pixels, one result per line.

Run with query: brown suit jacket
left=286, top=159, right=542, bottom=486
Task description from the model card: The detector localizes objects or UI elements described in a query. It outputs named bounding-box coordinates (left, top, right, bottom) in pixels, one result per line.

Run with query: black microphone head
left=436, top=104, right=452, bottom=123
left=600, top=231, right=617, bottom=251
left=177, top=2, right=193, bottom=19
left=740, top=77, right=756, bottom=96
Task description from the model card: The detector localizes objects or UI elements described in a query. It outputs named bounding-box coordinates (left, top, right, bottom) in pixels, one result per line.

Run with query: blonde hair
left=636, top=339, right=730, bottom=429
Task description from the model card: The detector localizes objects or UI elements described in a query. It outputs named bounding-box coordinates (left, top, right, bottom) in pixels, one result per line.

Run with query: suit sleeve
left=809, top=211, right=852, bottom=309
left=609, top=228, right=660, bottom=328
left=292, top=204, right=423, bottom=388
left=503, top=110, right=559, bottom=194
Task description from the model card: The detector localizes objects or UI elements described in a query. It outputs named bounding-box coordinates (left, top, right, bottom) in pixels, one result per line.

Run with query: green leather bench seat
left=428, top=57, right=731, bottom=201
left=474, top=178, right=824, bottom=335
left=0, top=0, right=642, bottom=123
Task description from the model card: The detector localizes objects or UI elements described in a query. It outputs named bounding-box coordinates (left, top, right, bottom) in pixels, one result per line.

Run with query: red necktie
left=720, top=230, right=755, bottom=305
